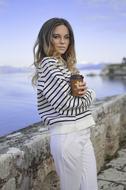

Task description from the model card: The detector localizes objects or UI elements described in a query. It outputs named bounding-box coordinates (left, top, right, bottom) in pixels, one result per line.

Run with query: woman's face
left=52, top=25, right=70, bottom=55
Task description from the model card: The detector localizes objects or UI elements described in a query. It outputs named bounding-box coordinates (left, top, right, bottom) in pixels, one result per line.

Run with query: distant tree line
left=122, top=57, right=126, bottom=64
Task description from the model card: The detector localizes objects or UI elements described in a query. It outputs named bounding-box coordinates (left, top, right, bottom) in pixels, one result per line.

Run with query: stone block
left=1, top=178, right=16, bottom=190
left=98, top=168, right=126, bottom=185
left=98, top=180, right=124, bottom=190
left=0, top=154, right=13, bottom=179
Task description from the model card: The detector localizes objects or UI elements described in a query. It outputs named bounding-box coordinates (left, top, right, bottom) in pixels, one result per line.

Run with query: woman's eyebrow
left=52, top=33, right=69, bottom=36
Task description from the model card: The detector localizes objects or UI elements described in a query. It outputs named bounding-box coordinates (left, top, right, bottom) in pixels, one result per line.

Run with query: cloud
left=83, top=0, right=126, bottom=4
left=0, top=0, right=7, bottom=6
left=79, top=0, right=126, bottom=10
left=120, top=11, right=126, bottom=17
left=83, top=14, right=113, bottom=22
left=78, top=0, right=126, bottom=22
left=0, top=0, right=8, bottom=11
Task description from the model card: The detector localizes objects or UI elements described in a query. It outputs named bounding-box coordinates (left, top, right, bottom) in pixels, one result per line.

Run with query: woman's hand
left=75, top=81, right=87, bottom=96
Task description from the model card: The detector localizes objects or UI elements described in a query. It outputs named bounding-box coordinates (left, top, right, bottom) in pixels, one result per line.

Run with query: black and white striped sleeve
left=38, top=58, right=96, bottom=113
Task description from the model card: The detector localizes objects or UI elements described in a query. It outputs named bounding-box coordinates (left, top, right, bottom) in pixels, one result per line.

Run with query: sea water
left=0, top=71, right=126, bottom=136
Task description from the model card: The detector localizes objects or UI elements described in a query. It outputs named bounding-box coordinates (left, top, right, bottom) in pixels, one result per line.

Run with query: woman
left=33, top=17, right=98, bottom=190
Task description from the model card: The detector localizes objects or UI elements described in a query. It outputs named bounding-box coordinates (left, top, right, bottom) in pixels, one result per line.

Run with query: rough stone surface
left=1, top=178, right=16, bottom=190
left=0, top=94, right=126, bottom=190
left=98, top=144, right=126, bottom=190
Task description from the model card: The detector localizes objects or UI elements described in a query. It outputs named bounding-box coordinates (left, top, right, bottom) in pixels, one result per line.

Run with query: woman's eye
left=52, top=35, right=70, bottom=40
left=65, top=36, right=70, bottom=39
left=52, top=35, right=59, bottom=39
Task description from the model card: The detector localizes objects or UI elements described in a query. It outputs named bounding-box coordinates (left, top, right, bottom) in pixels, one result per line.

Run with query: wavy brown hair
left=32, top=17, right=77, bottom=85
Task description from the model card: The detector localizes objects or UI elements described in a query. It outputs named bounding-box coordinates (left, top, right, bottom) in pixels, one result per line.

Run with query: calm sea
left=0, top=70, right=126, bottom=136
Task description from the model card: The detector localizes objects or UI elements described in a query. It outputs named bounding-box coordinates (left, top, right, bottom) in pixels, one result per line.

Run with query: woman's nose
left=60, top=37, right=65, bottom=43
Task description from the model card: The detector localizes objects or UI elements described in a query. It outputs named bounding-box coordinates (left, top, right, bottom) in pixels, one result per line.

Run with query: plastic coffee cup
left=70, top=74, right=84, bottom=96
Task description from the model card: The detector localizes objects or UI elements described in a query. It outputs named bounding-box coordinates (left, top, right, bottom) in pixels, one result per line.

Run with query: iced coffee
left=70, top=74, right=84, bottom=96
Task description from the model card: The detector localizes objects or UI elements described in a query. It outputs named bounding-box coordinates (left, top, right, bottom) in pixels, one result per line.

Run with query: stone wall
left=0, top=94, right=126, bottom=190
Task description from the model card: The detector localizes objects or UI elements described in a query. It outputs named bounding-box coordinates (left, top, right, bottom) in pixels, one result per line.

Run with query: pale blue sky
left=0, top=0, right=126, bottom=67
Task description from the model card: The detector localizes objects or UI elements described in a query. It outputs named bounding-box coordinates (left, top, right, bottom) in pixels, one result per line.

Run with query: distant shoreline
left=0, top=66, right=33, bottom=74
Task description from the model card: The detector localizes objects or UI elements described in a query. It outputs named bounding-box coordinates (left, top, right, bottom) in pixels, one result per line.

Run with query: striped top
left=37, top=57, right=96, bottom=133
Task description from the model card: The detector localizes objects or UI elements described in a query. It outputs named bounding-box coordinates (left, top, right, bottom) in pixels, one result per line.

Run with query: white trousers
left=50, top=128, right=98, bottom=190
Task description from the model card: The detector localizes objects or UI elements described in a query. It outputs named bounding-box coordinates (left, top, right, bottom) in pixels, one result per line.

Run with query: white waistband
left=49, top=115, right=95, bottom=135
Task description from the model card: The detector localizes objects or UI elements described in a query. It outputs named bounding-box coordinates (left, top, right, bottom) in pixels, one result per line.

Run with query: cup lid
left=70, top=74, right=84, bottom=80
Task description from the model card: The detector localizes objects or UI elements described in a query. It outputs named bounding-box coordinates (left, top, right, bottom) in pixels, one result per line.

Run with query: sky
left=0, top=0, right=126, bottom=67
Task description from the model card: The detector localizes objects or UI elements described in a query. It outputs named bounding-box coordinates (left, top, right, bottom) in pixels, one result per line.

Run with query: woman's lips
left=58, top=47, right=66, bottom=50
